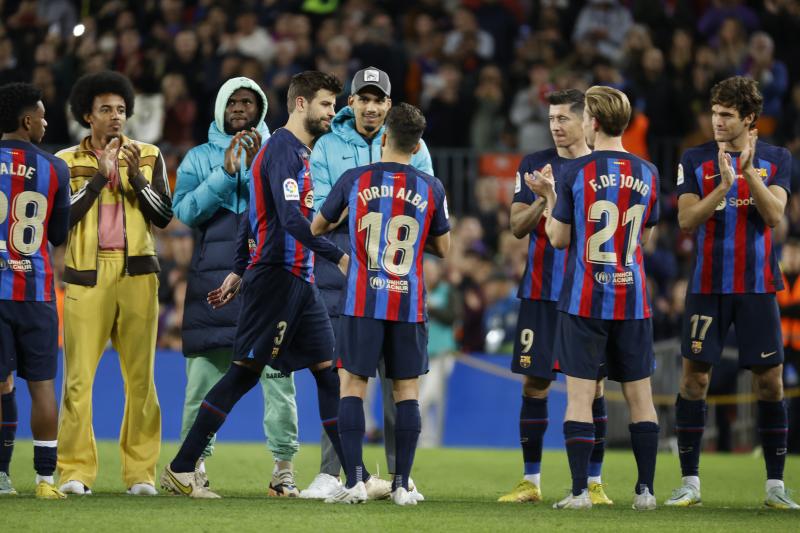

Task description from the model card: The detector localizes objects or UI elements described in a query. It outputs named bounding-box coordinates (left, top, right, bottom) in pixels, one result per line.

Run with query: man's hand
left=739, top=129, right=758, bottom=174
left=526, top=164, right=556, bottom=202
left=337, top=253, right=350, bottom=276
left=120, top=141, right=141, bottom=178
left=207, top=272, right=242, bottom=309
left=223, top=132, right=244, bottom=175
left=718, top=147, right=736, bottom=192
left=98, top=137, right=120, bottom=177
left=240, top=128, right=262, bottom=170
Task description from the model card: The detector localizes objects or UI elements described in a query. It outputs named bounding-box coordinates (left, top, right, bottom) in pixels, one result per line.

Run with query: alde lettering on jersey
left=588, top=173, right=649, bottom=196
left=0, top=162, right=35, bottom=179
left=358, top=185, right=428, bottom=212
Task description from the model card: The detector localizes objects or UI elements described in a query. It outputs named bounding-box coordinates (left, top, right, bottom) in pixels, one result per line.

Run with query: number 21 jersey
left=552, top=151, right=659, bottom=320
left=320, top=162, right=450, bottom=323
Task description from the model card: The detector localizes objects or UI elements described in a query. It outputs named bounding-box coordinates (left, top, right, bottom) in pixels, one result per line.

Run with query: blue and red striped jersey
left=245, top=128, right=344, bottom=282
left=553, top=151, right=659, bottom=320
left=513, top=148, right=568, bottom=302
left=320, top=162, right=450, bottom=323
left=676, top=140, right=790, bottom=294
left=0, top=140, right=70, bottom=302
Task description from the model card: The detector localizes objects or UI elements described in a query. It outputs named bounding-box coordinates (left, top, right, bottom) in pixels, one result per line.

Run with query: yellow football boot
left=589, top=482, right=613, bottom=505
left=498, top=480, right=542, bottom=503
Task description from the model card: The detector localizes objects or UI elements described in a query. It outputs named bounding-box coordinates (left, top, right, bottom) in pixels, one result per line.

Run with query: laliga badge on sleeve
left=677, top=164, right=684, bottom=186
left=283, top=178, right=300, bottom=201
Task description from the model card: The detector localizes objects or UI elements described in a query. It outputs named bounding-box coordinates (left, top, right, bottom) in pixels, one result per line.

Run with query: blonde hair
left=585, top=86, right=631, bottom=137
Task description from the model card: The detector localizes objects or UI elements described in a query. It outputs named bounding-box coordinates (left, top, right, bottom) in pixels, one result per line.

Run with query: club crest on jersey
left=0, top=257, right=6, bottom=271
left=519, top=355, right=531, bottom=368
left=691, top=340, right=703, bottom=354
left=283, top=178, right=300, bottom=201
left=304, top=190, right=314, bottom=208
left=594, top=272, right=611, bottom=284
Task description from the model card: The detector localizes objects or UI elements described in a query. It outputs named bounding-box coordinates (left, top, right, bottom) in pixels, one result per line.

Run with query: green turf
left=0, top=441, right=798, bottom=532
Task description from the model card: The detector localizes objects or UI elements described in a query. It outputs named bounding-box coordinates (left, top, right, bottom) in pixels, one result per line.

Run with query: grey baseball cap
left=351, top=67, right=391, bottom=96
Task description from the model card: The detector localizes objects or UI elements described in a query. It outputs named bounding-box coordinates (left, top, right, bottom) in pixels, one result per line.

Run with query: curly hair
left=0, top=82, right=42, bottom=134
left=69, top=70, right=135, bottom=128
left=710, top=76, right=763, bottom=127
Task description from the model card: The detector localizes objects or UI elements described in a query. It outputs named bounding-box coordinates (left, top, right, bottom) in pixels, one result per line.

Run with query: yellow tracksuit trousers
left=58, top=251, right=161, bottom=488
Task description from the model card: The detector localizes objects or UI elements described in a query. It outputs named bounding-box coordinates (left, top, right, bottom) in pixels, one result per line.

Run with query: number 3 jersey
left=552, top=150, right=659, bottom=320
left=0, top=140, right=70, bottom=302
left=676, top=140, right=790, bottom=295
left=320, top=162, right=450, bottom=323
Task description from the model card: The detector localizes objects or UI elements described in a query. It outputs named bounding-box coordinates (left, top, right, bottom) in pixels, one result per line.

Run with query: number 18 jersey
left=552, top=151, right=659, bottom=320
left=320, top=162, right=450, bottom=323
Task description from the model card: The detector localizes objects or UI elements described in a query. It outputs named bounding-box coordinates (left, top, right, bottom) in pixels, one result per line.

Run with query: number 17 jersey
left=552, top=151, right=659, bottom=320
left=320, top=162, right=450, bottom=323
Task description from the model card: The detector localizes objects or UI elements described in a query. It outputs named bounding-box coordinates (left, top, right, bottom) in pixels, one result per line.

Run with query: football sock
left=0, top=389, right=17, bottom=474
left=675, top=395, right=706, bottom=477
left=589, top=396, right=607, bottom=479
left=630, top=422, right=659, bottom=495
left=758, top=400, right=788, bottom=481
left=564, top=421, right=594, bottom=496
left=393, top=400, right=421, bottom=492
left=32, top=440, right=57, bottom=477
left=338, top=396, right=364, bottom=489
left=171, top=364, right=259, bottom=473
left=520, top=396, right=547, bottom=483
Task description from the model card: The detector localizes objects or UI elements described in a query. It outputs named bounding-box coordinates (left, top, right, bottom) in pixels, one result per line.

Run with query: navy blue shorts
left=0, top=300, right=58, bottom=381
left=511, top=299, right=559, bottom=380
left=682, top=293, right=784, bottom=368
left=337, top=315, right=428, bottom=379
left=233, top=266, right=335, bottom=375
left=554, top=311, right=654, bottom=383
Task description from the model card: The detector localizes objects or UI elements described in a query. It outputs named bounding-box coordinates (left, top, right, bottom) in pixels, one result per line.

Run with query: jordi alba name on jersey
left=248, top=128, right=317, bottom=281
left=321, top=162, right=450, bottom=323
left=0, top=141, right=69, bottom=302
left=676, top=140, right=790, bottom=294
left=552, top=151, right=659, bottom=320
left=513, top=148, right=568, bottom=302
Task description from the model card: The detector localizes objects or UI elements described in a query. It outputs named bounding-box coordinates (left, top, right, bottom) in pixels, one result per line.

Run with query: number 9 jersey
left=0, top=140, right=70, bottom=302
left=320, top=162, right=450, bottom=323
left=552, top=151, right=659, bottom=320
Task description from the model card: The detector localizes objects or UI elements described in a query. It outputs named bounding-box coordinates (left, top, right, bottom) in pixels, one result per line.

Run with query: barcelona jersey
left=676, top=140, right=790, bottom=294
left=247, top=128, right=343, bottom=282
left=0, top=140, right=70, bottom=302
left=320, top=162, right=450, bottom=323
left=513, top=148, right=568, bottom=302
left=552, top=151, right=659, bottom=320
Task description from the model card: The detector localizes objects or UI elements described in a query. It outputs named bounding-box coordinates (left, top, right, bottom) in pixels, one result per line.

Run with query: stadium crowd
left=4, top=0, right=800, bottom=404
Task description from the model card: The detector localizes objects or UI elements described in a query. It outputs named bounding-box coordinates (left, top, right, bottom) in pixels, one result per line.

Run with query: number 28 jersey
left=552, top=151, right=659, bottom=320
left=320, top=162, right=450, bottom=323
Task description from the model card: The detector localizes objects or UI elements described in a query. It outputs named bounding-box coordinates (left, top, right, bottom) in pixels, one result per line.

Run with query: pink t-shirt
left=95, top=148, right=125, bottom=251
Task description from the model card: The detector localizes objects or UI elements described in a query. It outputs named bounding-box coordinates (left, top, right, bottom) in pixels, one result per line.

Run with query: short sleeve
left=769, top=147, right=792, bottom=194
left=429, top=181, right=451, bottom=237
left=551, top=165, right=574, bottom=224
left=675, top=151, right=700, bottom=197
left=512, top=156, right=536, bottom=205
left=320, top=169, right=353, bottom=223
left=54, top=158, right=71, bottom=209
left=645, top=166, right=660, bottom=227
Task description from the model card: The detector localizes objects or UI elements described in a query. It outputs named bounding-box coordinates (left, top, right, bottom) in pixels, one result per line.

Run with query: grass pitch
left=1, top=441, right=798, bottom=532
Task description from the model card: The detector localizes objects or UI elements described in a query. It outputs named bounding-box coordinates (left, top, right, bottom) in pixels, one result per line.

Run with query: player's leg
left=336, top=368, right=370, bottom=489
left=733, top=293, right=798, bottom=508
left=261, top=365, right=299, bottom=497
left=500, top=299, right=557, bottom=503
left=113, top=271, right=161, bottom=495
left=621, top=377, right=659, bottom=510
left=378, top=360, right=397, bottom=474
left=58, top=260, right=118, bottom=493
left=179, top=352, right=229, bottom=486
left=588, top=379, right=613, bottom=505
left=26, top=379, right=63, bottom=498
left=0, top=374, right=15, bottom=496
left=668, top=293, right=728, bottom=506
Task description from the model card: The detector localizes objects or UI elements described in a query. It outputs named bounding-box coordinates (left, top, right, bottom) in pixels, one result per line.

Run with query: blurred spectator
left=713, top=17, right=748, bottom=76
left=424, top=62, right=471, bottom=147
left=161, top=72, right=197, bottom=152
left=220, top=10, right=277, bottom=67
left=482, top=271, right=519, bottom=353
left=779, top=82, right=800, bottom=156
left=739, top=32, right=788, bottom=133
left=473, top=0, right=519, bottom=66
left=444, top=7, right=495, bottom=61
left=470, top=64, right=506, bottom=153
left=698, top=0, right=759, bottom=41
left=510, top=62, right=554, bottom=154
left=572, top=0, right=632, bottom=63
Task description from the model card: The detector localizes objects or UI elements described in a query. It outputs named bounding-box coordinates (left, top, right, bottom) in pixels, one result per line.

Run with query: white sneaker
left=364, top=475, right=392, bottom=500
left=59, top=480, right=92, bottom=495
left=128, top=482, right=158, bottom=496
left=408, top=477, right=425, bottom=502
left=324, top=481, right=367, bottom=504
left=632, top=485, right=657, bottom=510
left=664, top=483, right=701, bottom=507
left=299, top=473, right=342, bottom=499
left=268, top=468, right=299, bottom=497
left=391, top=487, right=418, bottom=506
left=160, top=465, right=220, bottom=499
left=553, top=489, right=592, bottom=510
